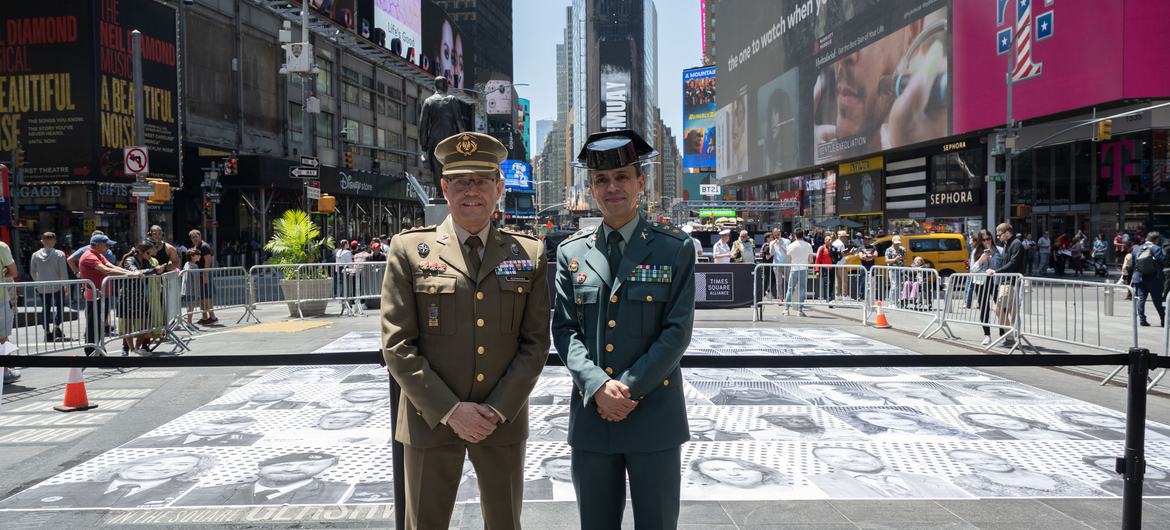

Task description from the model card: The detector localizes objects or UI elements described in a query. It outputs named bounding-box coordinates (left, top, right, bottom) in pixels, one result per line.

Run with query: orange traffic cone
left=874, top=301, right=892, bottom=329
left=54, top=366, right=98, bottom=412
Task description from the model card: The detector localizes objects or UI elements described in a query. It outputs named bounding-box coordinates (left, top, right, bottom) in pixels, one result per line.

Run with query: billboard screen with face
left=715, top=0, right=951, bottom=183
left=683, top=66, right=717, bottom=169
left=421, top=0, right=466, bottom=88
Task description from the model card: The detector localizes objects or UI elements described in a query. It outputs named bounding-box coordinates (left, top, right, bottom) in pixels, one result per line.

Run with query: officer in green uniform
left=553, top=129, right=696, bottom=529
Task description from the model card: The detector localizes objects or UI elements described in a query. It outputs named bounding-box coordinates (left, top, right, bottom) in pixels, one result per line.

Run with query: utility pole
left=132, top=30, right=148, bottom=241
left=1003, top=68, right=1014, bottom=225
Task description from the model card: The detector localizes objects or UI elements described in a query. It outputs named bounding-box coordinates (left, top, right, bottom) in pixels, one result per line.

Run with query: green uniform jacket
left=553, top=216, right=695, bottom=453
left=381, top=217, right=551, bottom=448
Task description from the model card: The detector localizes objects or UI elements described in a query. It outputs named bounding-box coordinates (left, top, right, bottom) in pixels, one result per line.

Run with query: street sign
left=700, top=184, right=720, bottom=196
left=290, top=166, right=319, bottom=179
left=124, top=146, right=149, bottom=175
left=698, top=208, right=737, bottom=217
left=205, top=192, right=221, bottom=203
left=130, top=182, right=154, bottom=197
left=306, top=181, right=321, bottom=200
left=300, top=156, right=319, bottom=168
left=989, top=174, right=1006, bottom=183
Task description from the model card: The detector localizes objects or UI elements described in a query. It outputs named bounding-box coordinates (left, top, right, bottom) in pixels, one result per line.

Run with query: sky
left=512, top=0, right=702, bottom=154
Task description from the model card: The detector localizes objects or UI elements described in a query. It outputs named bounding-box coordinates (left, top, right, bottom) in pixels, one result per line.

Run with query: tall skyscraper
left=534, top=119, right=555, bottom=157
left=701, top=0, right=719, bottom=66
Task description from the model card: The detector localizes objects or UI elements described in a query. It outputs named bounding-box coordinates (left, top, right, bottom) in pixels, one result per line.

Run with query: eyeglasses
left=445, top=176, right=498, bottom=193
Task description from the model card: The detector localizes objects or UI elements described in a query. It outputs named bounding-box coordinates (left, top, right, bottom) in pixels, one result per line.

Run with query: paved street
left=1, top=304, right=1169, bottom=528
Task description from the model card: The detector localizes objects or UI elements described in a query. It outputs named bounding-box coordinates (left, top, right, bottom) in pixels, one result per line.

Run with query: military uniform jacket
left=553, top=217, right=696, bottom=453
left=382, top=217, right=551, bottom=448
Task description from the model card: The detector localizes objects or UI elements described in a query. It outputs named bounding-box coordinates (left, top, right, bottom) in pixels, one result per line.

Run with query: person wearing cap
left=681, top=224, right=702, bottom=262
left=382, top=131, right=550, bottom=529
left=78, top=234, right=141, bottom=356
left=175, top=451, right=346, bottom=506
left=553, top=129, right=696, bottom=529
left=712, top=228, right=733, bottom=263
left=885, top=235, right=907, bottom=305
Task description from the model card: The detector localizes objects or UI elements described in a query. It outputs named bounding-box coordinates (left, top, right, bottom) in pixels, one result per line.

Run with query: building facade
left=712, top=0, right=1170, bottom=238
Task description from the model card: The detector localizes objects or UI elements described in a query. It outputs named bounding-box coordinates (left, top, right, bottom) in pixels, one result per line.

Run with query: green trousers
left=571, top=446, right=681, bottom=530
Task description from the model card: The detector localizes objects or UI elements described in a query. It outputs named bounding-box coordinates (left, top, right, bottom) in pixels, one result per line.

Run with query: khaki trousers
left=403, top=442, right=526, bottom=530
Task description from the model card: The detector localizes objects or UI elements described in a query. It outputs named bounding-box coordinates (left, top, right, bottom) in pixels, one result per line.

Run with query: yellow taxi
left=845, top=233, right=970, bottom=276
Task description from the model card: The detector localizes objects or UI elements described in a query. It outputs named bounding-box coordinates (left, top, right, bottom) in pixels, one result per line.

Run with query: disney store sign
left=338, top=172, right=374, bottom=193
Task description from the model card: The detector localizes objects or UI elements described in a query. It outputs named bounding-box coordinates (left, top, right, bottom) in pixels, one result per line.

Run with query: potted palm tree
left=263, top=209, right=335, bottom=317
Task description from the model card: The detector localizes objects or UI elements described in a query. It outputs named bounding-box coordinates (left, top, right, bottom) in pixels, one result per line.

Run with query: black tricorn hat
left=573, top=129, right=659, bottom=170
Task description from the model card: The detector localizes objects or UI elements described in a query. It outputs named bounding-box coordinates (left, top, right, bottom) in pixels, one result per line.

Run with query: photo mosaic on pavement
left=2, top=328, right=1169, bottom=510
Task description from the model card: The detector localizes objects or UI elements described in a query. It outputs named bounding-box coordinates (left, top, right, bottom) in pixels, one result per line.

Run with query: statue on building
left=418, top=76, right=466, bottom=193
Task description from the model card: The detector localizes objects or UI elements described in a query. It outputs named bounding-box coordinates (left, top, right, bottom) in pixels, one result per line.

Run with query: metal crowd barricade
left=176, top=266, right=256, bottom=328
left=752, top=263, right=866, bottom=323
left=922, top=272, right=1026, bottom=352
left=351, top=261, right=386, bottom=308
left=247, top=264, right=299, bottom=312
left=99, top=272, right=188, bottom=355
left=1154, top=290, right=1170, bottom=391
left=1018, top=276, right=1137, bottom=355
left=0, top=279, right=99, bottom=356
left=295, top=263, right=363, bottom=317
left=865, top=265, right=943, bottom=337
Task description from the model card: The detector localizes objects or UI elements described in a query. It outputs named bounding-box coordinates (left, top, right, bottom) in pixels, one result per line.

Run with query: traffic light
left=224, top=157, right=238, bottom=176
left=147, top=179, right=171, bottom=203
left=317, top=193, right=336, bottom=214
left=1096, top=119, right=1113, bottom=142
left=13, top=144, right=25, bottom=169
left=344, top=150, right=354, bottom=169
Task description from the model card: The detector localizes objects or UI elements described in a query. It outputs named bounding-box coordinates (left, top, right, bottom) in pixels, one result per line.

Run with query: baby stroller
left=1093, top=254, right=1109, bottom=277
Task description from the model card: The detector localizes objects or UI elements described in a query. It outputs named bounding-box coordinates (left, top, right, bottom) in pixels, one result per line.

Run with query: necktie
left=606, top=230, right=623, bottom=277
left=466, top=235, right=483, bottom=276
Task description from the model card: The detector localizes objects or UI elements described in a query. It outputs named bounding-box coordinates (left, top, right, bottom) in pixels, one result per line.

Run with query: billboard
left=682, top=66, right=716, bottom=169
left=484, top=80, right=512, bottom=116
left=518, top=98, right=531, bottom=162
left=599, top=38, right=632, bottom=132
left=421, top=0, right=466, bottom=89
left=0, top=0, right=179, bottom=183
left=374, top=0, right=421, bottom=62
left=682, top=171, right=717, bottom=201
left=836, top=157, right=884, bottom=214
left=715, top=0, right=952, bottom=182
left=501, top=160, right=532, bottom=191
left=307, top=0, right=357, bottom=30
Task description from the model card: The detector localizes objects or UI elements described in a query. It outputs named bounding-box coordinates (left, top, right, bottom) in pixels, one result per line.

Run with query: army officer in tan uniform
left=382, top=132, right=550, bottom=529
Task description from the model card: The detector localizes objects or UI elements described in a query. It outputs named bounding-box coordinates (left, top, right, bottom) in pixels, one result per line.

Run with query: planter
left=280, top=278, right=331, bottom=317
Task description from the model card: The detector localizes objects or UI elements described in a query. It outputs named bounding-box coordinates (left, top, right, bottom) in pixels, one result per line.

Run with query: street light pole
left=132, top=30, right=148, bottom=241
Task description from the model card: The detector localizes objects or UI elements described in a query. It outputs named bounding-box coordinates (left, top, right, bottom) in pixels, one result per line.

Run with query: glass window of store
left=1073, top=141, right=1094, bottom=204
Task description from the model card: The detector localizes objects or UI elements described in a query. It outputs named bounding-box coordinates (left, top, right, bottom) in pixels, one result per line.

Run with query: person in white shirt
left=784, top=229, right=814, bottom=316
left=682, top=225, right=703, bottom=262
left=1037, top=231, right=1052, bottom=274
left=770, top=227, right=790, bottom=299
left=831, top=231, right=851, bottom=300
left=712, top=229, right=733, bottom=263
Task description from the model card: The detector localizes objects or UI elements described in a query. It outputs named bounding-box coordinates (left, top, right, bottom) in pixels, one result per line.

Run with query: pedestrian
left=1021, top=233, right=1036, bottom=275
left=712, top=229, right=732, bottom=263
left=119, top=240, right=166, bottom=356
left=1121, top=242, right=1135, bottom=301
left=77, top=234, right=140, bottom=356
left=814, top=236, right=835, bottom=303
left=770, top=228, right=790, bottom=300
left=1132, top=232, right=1166, bottom=327
left=784, top=229, right=814, bottom=317
left=180, top=248, right=201, bottom=325
left=148, top=225, right=181, bottom=272
left=856, top=237, right=876, bottom=300
left=1114, top=231, right=1126, bottom=266
left=832, top=231, right=851, bottom=300
left=30, top=232, right=70, bottom=342
left=759, top=233, right=774, bottom=299
left=732, top=229, right=754, bottom=263
left=553, top=129, right=695, bottom=529
left=987, top=223, right=1025, bottom=347
left=884, top=235, right=907, bottom=305
left=1037, top=231, right=1052, bottom=274
left=0, top=238, right=16, bottom=385
left=188, top=230, right=217, bottom=325
left=1070, top=234, right=1085, bottom=276
left=681, top=225, right=702, bottom=262
left=381, top=132, right=550, bottom=530
left=67, top=230, right=118, bottom=275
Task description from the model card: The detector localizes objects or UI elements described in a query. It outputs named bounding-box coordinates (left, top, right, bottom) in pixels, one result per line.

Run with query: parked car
left=845, top=233, right=969, bottom=276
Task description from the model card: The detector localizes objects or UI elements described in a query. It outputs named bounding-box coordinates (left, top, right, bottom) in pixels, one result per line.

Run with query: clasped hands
left=448, top=402, right=502, bottom=444
left=594, top=380, right=638, bottom=422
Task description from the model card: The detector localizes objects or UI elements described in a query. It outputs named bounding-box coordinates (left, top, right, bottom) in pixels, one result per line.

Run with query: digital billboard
left=715, top=0, right=952, bottom=182
left=502, top=160, right=532, bottom=191
left=307, top=0, right=357, bottom=30
left=518, top=98, right=531, bottom=161
left=0, top=0, right=180, bottom=183
left=682, top=66, right=716, bottom=169
left=374, top=0, right=421, bottom=63
left=484, top=80, right=512, bottom=116
left=599, top=38, right=632, bottom=132
left=421, top=0, right=466, bottom=88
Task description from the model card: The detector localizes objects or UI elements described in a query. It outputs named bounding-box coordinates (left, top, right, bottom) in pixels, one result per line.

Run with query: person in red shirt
left=78, top=234, right=139, bottom=356
left=815, top=240, right=835, bottom=303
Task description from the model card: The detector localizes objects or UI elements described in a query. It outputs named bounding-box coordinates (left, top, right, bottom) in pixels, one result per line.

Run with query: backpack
left=1136, top=245, right=1159, bottom=276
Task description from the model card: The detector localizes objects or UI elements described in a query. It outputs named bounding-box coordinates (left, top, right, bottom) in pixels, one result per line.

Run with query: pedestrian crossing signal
left=147, top=180, right=171, bottom=203
left=1096, top=119, right=1112, bottom=142
left=317, top=194, right=336, bottom=214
